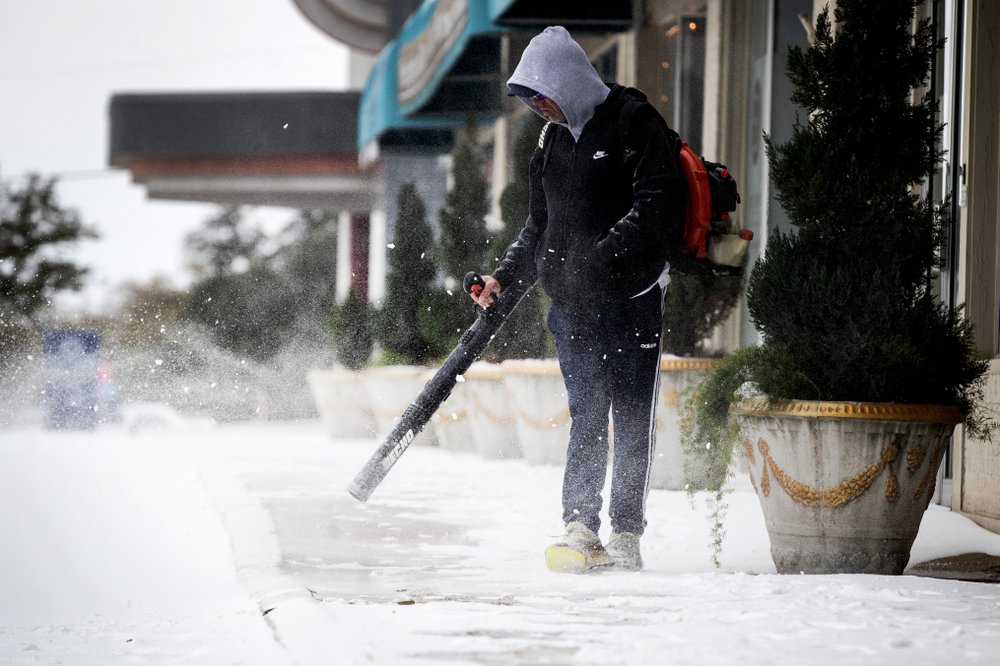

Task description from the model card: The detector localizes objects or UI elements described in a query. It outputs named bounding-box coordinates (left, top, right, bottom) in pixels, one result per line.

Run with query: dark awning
left=109, top=91, right=372, bottom=209
left=490, top=0, right=637, bottom=30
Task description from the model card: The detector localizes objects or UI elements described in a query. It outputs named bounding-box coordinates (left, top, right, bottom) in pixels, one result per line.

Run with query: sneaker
left=606, top=532, right=643, bottom=571
left=544, top=522, right=615, bottom=573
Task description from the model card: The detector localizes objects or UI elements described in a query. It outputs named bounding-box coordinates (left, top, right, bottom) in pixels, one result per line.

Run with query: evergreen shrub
left=329, top=286, right=373, bottom=371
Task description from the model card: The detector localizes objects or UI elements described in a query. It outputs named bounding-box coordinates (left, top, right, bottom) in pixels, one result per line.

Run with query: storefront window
left=658, top=17, right=705, bottom=154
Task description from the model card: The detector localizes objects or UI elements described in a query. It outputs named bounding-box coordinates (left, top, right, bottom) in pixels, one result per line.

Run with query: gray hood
left=507, top=26, right=610, bottom=142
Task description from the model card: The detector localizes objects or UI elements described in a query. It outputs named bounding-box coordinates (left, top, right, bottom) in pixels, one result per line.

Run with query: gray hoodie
left=507, top=26, right=610, bottom=142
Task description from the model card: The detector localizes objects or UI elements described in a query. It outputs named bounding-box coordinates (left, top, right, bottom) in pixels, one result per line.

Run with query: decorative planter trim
left=472, top=402, right=515, bottom=426
left=507, top=394, right=570, bottom=429
left=365, top=365, right=434, bottom=377
left=735, top=399, right=962, bottom=574
left=732, top=399, right=964, bottom=424
left=500, top=359, right=563, bottom=376
left=660, top=358, right=717, bottom=371
left=501, top=359, right=568, bottom=465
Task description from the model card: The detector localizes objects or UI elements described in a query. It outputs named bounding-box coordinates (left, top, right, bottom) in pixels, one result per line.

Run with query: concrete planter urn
left=361, top=365, right=439, bottom=448
left=501, top=359, right=569, bottom=466
left=733, top=400, right=964, bottom=575
left=650, top=357, right=717, bottom=490
left=463, top=362, right=522, bottom=459
left=306, top=369, right=376, bottom=439
left=426, top=368, right=476, bottom=454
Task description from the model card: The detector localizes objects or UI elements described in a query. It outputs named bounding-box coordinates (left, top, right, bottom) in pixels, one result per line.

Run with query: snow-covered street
left=2, top=419, right=1000, bottom=665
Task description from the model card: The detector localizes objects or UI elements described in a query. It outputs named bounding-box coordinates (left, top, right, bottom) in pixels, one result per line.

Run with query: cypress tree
left=375, top=183, right=437, bottom=364
left=329, top=286, right=373, bottom=370
left=416, top=124, right=493, bottom=358
left=483, top=115, right=552, bottom=361
left=743, top=0, right=986, bottom=419
left=437, top=123, right=490, bottom=283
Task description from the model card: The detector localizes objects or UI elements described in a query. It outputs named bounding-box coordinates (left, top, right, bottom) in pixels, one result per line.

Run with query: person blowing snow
left=470, top=26, right=683, bottom=572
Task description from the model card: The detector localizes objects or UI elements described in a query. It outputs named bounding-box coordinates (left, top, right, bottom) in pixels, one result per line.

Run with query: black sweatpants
left=547, top=287, right=663, bottom=536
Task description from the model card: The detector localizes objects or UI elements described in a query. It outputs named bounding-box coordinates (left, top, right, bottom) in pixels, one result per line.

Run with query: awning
left=490, top=0, right=636, bottom=30
left=358, top=0, right=506, bottom=157
left=291, top=0, right=389, bottom=54
left=110, top=91, right=373, bottom=209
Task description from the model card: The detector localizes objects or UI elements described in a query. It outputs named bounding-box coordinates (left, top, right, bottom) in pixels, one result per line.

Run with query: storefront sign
left=397, top=0, right=468, bottom=106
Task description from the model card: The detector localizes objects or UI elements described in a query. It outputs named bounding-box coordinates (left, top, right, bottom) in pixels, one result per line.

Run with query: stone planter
left=650, top=357, right=716, bottom=490
left=733, top=400, right=964, bottom=575
left=361, top=365, right=439, bottom=447
left=306, top=369, right=376, bottom=439
left=501, top=359, right=569, bottom=466
left=463, top=362, right=522, bottom=459
left=426, top=368, right=476, bottom=454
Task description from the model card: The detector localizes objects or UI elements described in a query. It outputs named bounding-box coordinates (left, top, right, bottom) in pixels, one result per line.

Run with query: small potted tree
left=486, top=116, right=566, bottom=465
left=366, top=182, right=442, bottom=446
left=423, top=124, right=491, bottom=453
left=683, top=0, right=994, bottom=574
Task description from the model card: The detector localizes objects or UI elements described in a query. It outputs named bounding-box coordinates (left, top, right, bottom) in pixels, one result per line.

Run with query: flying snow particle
left=455, top=374, right=465, bottom=383
left=26, top=354, right=33, bottom=361
left=154, top=359, right=163, bottom=366
left=283, top=123, right=289, bottom=129
left=387, top=243, right=396, bottom=249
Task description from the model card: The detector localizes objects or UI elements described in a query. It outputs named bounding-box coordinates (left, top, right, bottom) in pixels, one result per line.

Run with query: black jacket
left=493, top=85, right=682, bottom=313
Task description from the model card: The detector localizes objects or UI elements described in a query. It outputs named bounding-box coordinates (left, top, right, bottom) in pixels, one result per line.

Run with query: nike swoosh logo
left=593, top=151, right=608, bottom=160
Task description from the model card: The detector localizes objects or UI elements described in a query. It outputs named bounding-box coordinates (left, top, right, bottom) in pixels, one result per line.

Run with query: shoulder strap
left=537, top=121, right=556, bottom=172
left=538, top=121, right=552, bottom=149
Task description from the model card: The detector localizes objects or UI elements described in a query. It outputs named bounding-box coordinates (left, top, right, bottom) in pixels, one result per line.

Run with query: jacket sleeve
left=491, top=140, right=548, bottom=290
left=593, top=105, right=681, bottom=270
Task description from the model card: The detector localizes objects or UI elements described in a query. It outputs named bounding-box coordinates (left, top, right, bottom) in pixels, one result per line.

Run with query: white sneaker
left=606, top=532, right=643, bottom=571
left=544, top=522, right=615, bottom=573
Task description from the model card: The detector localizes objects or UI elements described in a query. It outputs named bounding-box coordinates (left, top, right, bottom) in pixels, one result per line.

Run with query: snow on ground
left=0, top=423, right=289, bottom=665
left=2, top=417, right=1000, bottom=665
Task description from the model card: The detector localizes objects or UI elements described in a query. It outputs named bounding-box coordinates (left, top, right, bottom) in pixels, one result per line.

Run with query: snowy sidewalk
left=3, top=420, right=1000, bottom=665
left=190, top=421, right=1000, bottom=665
left=0, top=426, right=289, bottom=665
